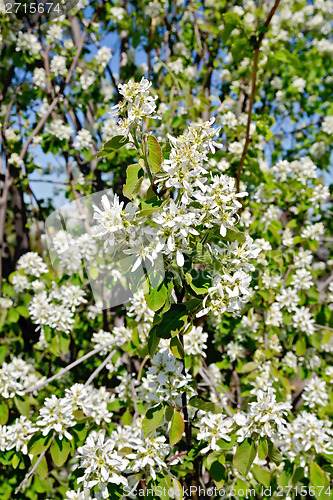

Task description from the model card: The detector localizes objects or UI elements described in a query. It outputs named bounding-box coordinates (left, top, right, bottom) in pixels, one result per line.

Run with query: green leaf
left=147, top=135, right=162, bottom=173
left=296, top=338, right=306, bottom=356
left=170, top=336, right=185, bottom=359
left=28, top=432, right=53, bottom=456
left=239, top=362, right=258, bottom=374
left=57, top=332, right=70, bottom=355
left=34, top=454, right=48, bottom=480
left=210, top=461, right=227, bottom=483
left=12, top=453, right=20, bottom=469
left=221, top=23, right=236, bottom=44
left=169, top=411, right=184, bottom=446
left=207, top=450, right=225, bottom=469
left=258, top=437, right=268, bottom=460
left=151, top=304, right=187, bottom=339
left=97, top=135, right=129, bottom=157
left=88, top=266, right=99, bottom=280
left=193, top=242, right=212, bottom=265
left=189, top=396, right=221, bottom=414
left=122, top=410, right=133, bottom=426
left=14, top=395, right=31, bottom=417
left=50, top=436, right=71, bottom=467
left=185, top=269, right=211, bottom=295
left=251, top=464, right=271, bottom=488
left=310, top=463, right=330, bottom=500
left=225, top=227, right=246, bottom=245
left=148, top=327, right=160, bottom=356
left=145, top=281, right=167, bottom=312
left=217, top=434, right=237, bottom=450
left=123, top=163, right=144, bottom=200
left=278, top=461, right=294, bottom=487
left=165, top=406, right=174, bottom=422
left=0, top=401, right=9, bottom=424
left=16, top=305, right=30, bottom=318
left=7, top=308, right=19, bottom=323
left=72, top=423, right=87, bottom=443
left=138, top=196, right=165, bottom=217
left=267, top=439, right=282, bottom=465
left=143, top=404, right=165, bottom=437
left=233, top=438, right=257, bottom=477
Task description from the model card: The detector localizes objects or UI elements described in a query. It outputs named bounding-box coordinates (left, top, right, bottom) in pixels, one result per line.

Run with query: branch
left=235, top=0, right=281, bottom=191
left=26, top=339, right=117, bottom=394
left=15, top=448, right=47, bottom=494
left=84, top=349, right=116, bottom=387
left=19, top=20, right=93, bottom=162
left=199, top=367, right=233, bottom=417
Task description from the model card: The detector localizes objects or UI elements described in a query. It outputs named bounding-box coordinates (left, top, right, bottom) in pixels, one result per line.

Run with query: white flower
left=302, top=377, right=328, bottom=408
left=292, top=306, right=315, bottom=334
left=50, top=55, right=67, bottom=77
left=12, top=273, right=30, bottom=292
left=294, top=249, right=313, bottom=268
left=0, top=358, right=42, bottom=399
left=290, top=268, right=313, bottom=291
left=73, top=129, right=93, bottom=150
left=80, top=70, right=96, bottom=90
left=95, top=46, right=112, bottom=69
left=197, top=412, right=233, bottom=453
left=113, top=77, right=159, bottom=135
left=46, top=24, right=63, bottom=43
left=228, top=141, right=243, bottom=155
left=283, top=352, right=298, bottom=372
left=77, top=431, right=129, bottom=496
left=93, top=193, right=138, bottom=250
left=275, top=287, right=299, bottom=312
left=282, top=228, right=294, bottom=247
left=33, top=68, right=47, bottom=88
left=184, top=325, right=208, bottom=356
left=16, top=33, right=41, bottom=55
left=322, top=115, right=333, bottom=134
left=46, top=119, right=72, bottom=141
left=0, top=297, right=13, bottom=308
left=0, top=416, right=38, bottom=454
left=101, top=117, right=120, bottom=142
left=235, top=388, right=291, bottom=440
left=265, top=303, right=283, bottom=327
left=169, top=58, right=184, bottom=75
left=291, top=77, right=306, bottom=92
left=37, top=395, right=75, bottom=440
left=226, top=341, right=244, bottom=362
left=130, top=435, right=170, bottom=480
left=8, top=153, right=23, bottom=167
left=281, top=411, right=333, bottom=460
left=17, top=252, right=48, bottom=276
left=301, top=222, right=325, bottom=240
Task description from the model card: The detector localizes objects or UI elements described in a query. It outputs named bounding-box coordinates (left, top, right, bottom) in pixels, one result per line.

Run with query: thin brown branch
left=25, top=339, right=118, bottom=394
left=235, top=0, right=281, bottom=191
left=19, top=20, right=94, bottom=162
left=84, top=349, right=116, bottom=387
left=15, top=448, right=47, bottom=494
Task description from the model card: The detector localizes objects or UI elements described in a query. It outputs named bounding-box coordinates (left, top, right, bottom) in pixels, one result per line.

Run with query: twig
left=235, top=0, right=281, bottom=191
left=232, top=369, right=242, bottom=409
left=167, top=451, right=188, bottom=462
left=179, top=334, right=192, bottom=449
left=84, top=349, right=116, bottom=387
left=26, top=339, right=118, bottom=394
left=198, top=367, right=233, bottom=417
left=15, top=449, right=47, bottom=494
left=318, top=272, right=333, bottom=292
left=130, top=375, right=139, bottom=420
left=19, top=19, right=94, bottom=162
left=314, top=324, right=333, bottom=332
